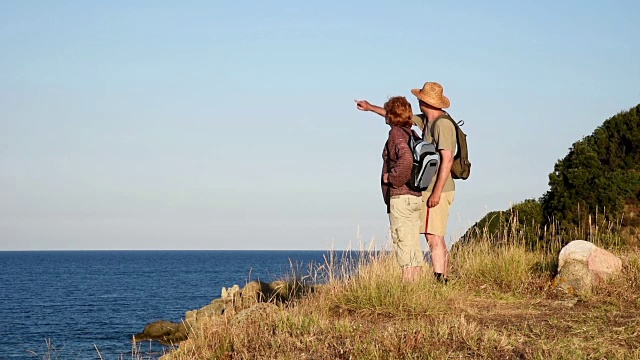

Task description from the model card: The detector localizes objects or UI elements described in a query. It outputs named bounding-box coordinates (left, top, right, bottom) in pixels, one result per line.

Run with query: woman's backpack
left=400, top=128, right=440, bottom=191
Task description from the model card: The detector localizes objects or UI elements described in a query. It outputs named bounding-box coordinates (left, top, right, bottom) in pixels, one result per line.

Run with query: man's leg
left=421, top=191, right=454, bottom=280
left=426, top=233, right=448, bottom=276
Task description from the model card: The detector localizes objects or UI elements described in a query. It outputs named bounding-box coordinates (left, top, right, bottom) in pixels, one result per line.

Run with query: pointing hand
left=354, top=99, right=372, bottom=111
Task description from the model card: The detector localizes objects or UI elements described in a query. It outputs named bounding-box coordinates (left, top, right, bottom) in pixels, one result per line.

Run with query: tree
left=541, top=104, right=640, bottom=233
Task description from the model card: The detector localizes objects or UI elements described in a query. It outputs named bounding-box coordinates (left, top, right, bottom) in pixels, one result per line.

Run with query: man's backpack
left=400, top=128, right=440, bottom=191
left=433, top=115, right=471, bottom=180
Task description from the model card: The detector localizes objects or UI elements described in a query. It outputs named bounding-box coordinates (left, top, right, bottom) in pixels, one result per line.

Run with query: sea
left=0, top=250, right=339, bottom=359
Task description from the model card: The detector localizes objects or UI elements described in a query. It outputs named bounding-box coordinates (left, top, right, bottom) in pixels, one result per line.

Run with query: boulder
left=133, top=320, right=188, bottom=345
left=240, top=280, right=269, bottom=304
left=221, top=284, right=240, bottom=302
left=185, top=298, right=228, bottom=326
left=553, top=240, right=622, bottom=295
left=239, top=280, right=287, bottom=305
left=240, top=279, right=311, bottom=305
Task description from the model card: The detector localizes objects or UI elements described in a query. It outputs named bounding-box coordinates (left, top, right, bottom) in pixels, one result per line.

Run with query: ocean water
left=0, top=251, right=334, bottom=359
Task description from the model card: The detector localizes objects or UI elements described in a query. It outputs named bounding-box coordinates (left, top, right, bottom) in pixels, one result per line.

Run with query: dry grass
left=161, top=225, right=640, bottom=360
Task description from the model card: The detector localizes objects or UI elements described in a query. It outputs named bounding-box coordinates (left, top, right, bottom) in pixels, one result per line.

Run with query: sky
left=1, top=0, right=639, bottom=250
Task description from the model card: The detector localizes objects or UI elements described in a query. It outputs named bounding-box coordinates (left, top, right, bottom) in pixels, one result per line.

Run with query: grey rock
left=553, top=240, right=622, bottom=295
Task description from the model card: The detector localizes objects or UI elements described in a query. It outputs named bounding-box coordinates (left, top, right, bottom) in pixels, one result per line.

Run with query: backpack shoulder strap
left=397, top=126, right=418, bottom=141
left=433, top=113, right=465, bottom=157
left=432, top=113, right=454, bottom=128
left=430, top=114, right=454, bottom=140
left=419, top=115, right=428, bottom=139
left=434, top=113, right=464, bottom=129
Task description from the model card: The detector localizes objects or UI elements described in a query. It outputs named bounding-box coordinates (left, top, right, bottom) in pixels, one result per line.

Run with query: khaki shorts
left=419, top=191, right=455, bottom=236
left=389, top=195, right=424, bottom=268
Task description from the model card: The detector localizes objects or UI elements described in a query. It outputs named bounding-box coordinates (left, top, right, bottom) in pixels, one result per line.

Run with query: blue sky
left=1, top=0, right=639, bottom=250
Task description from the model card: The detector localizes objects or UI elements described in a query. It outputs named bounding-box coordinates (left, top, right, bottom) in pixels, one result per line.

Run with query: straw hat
left=411, top=82, right=450, bottom=109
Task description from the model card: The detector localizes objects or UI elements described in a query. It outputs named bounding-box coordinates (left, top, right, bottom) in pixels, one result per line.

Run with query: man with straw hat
left=355, top=82, right=456, bottom=283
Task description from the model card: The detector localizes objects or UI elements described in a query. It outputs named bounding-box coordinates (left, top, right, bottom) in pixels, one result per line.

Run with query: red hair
left=384, top=96, right=413, bottom=127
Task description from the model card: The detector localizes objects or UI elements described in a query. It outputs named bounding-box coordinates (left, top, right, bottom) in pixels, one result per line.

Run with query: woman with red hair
left=382, top=96, right=424, bottom=281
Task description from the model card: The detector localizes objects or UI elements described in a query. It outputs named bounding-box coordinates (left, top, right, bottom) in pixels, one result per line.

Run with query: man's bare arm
left=355, top=100, right=386, bottom=117
left=427, top=149, right=453, bottom=208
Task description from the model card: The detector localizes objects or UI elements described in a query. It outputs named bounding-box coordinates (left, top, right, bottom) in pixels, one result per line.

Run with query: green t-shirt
left=412, top=114, right=456, bottom=192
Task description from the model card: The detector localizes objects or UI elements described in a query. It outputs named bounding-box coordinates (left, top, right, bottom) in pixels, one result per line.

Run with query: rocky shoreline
left=134, top=279, right=315, bottom=349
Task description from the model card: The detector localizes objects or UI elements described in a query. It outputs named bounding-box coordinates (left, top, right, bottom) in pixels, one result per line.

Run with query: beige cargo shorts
left=389, top=195, right=424, bottom=268
left=420, top=191, right=455, bottom=236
